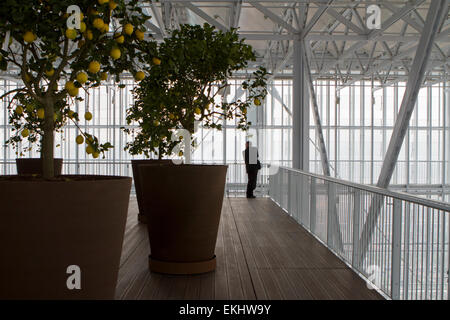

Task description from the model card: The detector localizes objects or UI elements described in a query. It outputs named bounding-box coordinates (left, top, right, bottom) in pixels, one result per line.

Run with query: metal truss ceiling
left=138, top=0, right=450, bottom=88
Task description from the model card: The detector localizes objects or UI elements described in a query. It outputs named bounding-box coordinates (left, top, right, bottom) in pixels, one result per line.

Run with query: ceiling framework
left=1, top=1, right=449, bottom=88
left=139, top=0, right=450, bottom=88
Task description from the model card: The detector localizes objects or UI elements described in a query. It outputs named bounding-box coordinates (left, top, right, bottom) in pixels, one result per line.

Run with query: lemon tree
left=124, top=24, right=268, bottom=159
left=0, top=0, right=157, bottom=178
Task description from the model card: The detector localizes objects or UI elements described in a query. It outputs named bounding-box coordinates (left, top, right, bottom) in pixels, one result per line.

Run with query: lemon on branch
left=93, top=18, right=105, bottom=31
left=100, top=72, right=108, bottom=81
left=153, top=120, right=160, bottom=126
left=68, top=87, right=79, bottom=97
left=98, top=0, right=109, bottom=5
left=88, top=61, right=101, bottom=73
left=135, top=71, right=145, bottom=81
left=86, top=145, right=94, bottom=154
left=76, top=72, right=88, bottom=84
left=85, top=30, right=93, bottom=40
left=80, top=22, right=87, bottom=33
left=124, top=23, right=134, bottom=35
left=45, top=68, right=54, bottom=77
left=37, top=108, right=45, bottom=119
left=194, top=107, right=202, bottom=115
left=76, top=135, right=84, bottom=144
left=23, top=31, right=36, bottom=43
left=21, top=128, right=30, bottom=138
left=152, top=57, right=161, bottom=65
left=84, top=111, right=93, bottom=121
left=115, top=34, right=124, bottom=43
left=109, top=1, right=118, bottom=10
left=110, top=48, right=121, bottom=60
left=135, top=29, right=145, bottom=41
left=68, top=110, right=75, bottom=118
left=92, top=152, right=100, bottom=159
left=65, top=28, right=77, bottom=40
left=254, top=98, right=261, bottom=106
left=65, top=81, right=76, bottom=91
left=15, top=105, right=24, bottom=115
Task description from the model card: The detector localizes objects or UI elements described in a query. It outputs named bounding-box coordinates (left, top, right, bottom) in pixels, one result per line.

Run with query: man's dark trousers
left=246, top=166, right=258, bottom=197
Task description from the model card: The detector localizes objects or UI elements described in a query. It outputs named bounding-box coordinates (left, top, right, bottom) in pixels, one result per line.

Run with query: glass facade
left=1, top=78, right=449, bottom=201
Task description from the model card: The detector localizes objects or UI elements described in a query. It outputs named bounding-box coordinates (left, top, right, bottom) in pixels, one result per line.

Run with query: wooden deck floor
left=116, top=197, right=383, bottom=300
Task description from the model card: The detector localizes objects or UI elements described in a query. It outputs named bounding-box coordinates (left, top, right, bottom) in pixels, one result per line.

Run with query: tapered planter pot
left=139, top=164, right=228, bottom=275
left=131, top=159, right=173, bottom=223
left=16, top=158, right=63, bottom=175
left=0, top=175, right=131, bottom=299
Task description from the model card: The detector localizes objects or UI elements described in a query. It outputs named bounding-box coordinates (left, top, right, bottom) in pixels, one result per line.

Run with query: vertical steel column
left=358, top=0, right=448, bottom=263
left=292, top=38, right=309, bottom=171
left=304, top=49, right=331, bottom=176
left=445, top=81, right=450, bottom=199
left=391, top=198, right=402, bottom=300
left=352, top=189, right=361, bottom=268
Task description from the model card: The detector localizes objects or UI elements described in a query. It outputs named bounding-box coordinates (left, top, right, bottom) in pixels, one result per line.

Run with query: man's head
left=246, top=141, right=251, bottom=148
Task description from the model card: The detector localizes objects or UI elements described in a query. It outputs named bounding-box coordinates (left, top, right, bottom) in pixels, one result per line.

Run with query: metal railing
left=269, top=166, right=450, bottom=300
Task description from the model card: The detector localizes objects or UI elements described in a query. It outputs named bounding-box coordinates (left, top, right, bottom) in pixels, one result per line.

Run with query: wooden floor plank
left=117, top=197, right=384, bottom=300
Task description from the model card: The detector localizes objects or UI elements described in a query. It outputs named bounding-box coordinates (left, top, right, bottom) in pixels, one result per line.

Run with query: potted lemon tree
left=124, top=23, right=268, bottom=275
left=0, top=0, right=157, bottom=299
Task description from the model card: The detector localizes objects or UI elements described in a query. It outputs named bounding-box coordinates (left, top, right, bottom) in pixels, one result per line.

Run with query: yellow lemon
left=45, top=68, right=54, bottom=77
left=76, top=72, right=88, bottom=84
left=109, top=1, right=117, bottom=10
left=80, top=22, right=87, bottom=33
left=102, top=24, right=109, bottom=33
left=124, top=23, right=134, bottom=35
left=115, top=34, right=124, bottom=43
left=100, top=72, right=108, bottom=81
left=15, top=105, right=24, bottom=115
left=153, top=120, right=160, bottom=126
left=85, top=30, right=93, bottom=40
left=110, top=48, right=121, bottom=60
left=65, top=28, right=77, bottom=40
left=84, top=111, right=93, bottom=121
left=254, top=98, right=261, bottom=106
left=135, top=71, right=145, bottom=81
left=92, top=152, right=100, bottom=159
left=76, top=135, right=84, bottom=144
left=168, top=113, right=175, bottom=120
left=21, top=128, right=30, bottom=138
left=178, top=150, right=183, bottom=157
left=194, top=107, right=201, bottom=115
left=68, top=110, right=75, bottom=118
left=37, top=108, right=45, bottom=119
left=93, top=18, right=105, bottom=30
left=68, top=87, right=79, bottom=97
left=152, top=57, right=161, bottom=65
left=88, top=61, right=101, bottom=73
left=23, top=31, right=36, bottom=43
left=98, top=0, right=109, bottom=4
left=86, top=145, right=94, bottom=154
left=65, top=81, right=75, bottom=91
left=135, top=29, right=144, bottom=40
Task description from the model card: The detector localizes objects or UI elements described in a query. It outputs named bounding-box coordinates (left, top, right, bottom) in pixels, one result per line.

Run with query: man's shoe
left=246, top=195, right=256, bottom=199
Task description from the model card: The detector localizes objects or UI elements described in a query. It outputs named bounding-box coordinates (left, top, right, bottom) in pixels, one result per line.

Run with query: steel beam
left=292, top=38, right=309, bottom=171
left=357, top=0, right=448, bottom=264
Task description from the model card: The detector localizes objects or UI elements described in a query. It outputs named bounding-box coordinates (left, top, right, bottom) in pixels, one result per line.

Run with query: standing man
left=244, top=141, right=261, bottom=198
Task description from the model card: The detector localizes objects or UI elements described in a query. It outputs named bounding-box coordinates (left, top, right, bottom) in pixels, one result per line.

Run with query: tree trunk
left=42, top=99, right=55, bottom=179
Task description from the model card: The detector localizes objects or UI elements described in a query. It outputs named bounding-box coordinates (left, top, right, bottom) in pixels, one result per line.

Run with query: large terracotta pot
left=0, top=175, right=131, bottom=299
left=131, top=159, right=173, bottom=223
left=16, top=158, right=63, bottom=175
left=139, top=164, right=228, bottom=275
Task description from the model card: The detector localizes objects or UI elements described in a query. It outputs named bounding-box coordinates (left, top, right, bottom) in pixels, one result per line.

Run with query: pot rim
left=138, top=163, right=228, bottom=168
left=0, top=175, right=132, bottom=183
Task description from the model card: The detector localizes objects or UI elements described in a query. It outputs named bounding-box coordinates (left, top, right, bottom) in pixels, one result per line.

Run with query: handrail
left=280, top=166, right=450, bottom=212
